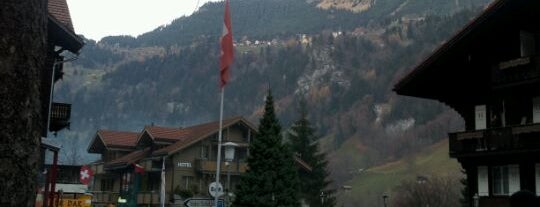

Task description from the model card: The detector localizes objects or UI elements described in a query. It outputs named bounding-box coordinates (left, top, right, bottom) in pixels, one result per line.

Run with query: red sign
left=79, top=165, right=93, bottom=185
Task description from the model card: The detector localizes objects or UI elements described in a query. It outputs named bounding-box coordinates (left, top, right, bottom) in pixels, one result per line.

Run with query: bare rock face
left=317, top=0, right=375, bottom=13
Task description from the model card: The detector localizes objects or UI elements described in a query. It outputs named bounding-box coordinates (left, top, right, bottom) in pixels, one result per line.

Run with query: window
left=182, top=176, right=194, bottom=190
left=533, top=97, right=540, bottom=124
left=521, top=31, right=535, bottom=57
left=478, top=166, right=489, bottom=196
left=200, top=145, right=209, bottom=159
left=492, top=165, right=520, bottom=196
left=536, top=164, right=540, bottom=196
left=100, top=178, right=114, bottom=191
left=492, top=166, right=509, bottom=195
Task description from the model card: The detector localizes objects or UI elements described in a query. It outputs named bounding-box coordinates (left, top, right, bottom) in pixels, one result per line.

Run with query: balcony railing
left=90, top=191, right=160, bottom=206
left=196, top=159, right=247, bottom=175
left=49, top=102, right=71, bottom=132
left=449, top=123, right=540, bottom=157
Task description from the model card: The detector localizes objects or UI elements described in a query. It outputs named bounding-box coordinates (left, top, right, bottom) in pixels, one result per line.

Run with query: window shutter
left=533, top=97, right=540, bottom=124
left=509, top=164, right=520, bottom=195
left=478, top=166, right=489, bottom=196
left=475, top=105, right=487, bottom=130
left=536, top=164, right=540, bottom=196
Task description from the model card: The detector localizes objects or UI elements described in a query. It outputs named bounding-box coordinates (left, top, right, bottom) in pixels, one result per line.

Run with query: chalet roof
left=47, top=0, right=84, bottom=53
left=153, top=116, right=255, bottom=156
left=48, top=0, right=74, bottom=32
left=87, top=130, right=139, bottom=153
left=98, top=130, right=139, bottom=148
left=393, top=0, right=538, bottom=100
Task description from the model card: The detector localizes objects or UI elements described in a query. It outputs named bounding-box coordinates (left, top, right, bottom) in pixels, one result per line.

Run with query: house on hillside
left=38, top=0, right=84, bottom=206
left=394, top=0, right=540, bottom=206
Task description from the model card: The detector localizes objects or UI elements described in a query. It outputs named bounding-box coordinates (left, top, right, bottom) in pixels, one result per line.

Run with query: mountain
left=52, top=0, right=491, bottom=204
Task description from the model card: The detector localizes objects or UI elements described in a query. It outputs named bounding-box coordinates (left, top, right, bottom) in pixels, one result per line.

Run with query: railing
left=89, top=191, right=119, bottom=206
left=89, top=191, right=160, bottom=206
left=449, top=123, right=540, bottom=157
left=491, top=55, right=540, bottom=87
left=49, top=102, right=71, bottom=132
left=196, top=159, right=247, bottom=174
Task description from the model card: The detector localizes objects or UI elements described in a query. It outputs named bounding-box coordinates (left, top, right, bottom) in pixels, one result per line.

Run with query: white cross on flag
left=80, top=165, right=94, bottom=185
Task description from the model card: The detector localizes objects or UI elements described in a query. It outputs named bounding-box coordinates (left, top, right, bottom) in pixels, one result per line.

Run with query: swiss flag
left=219, top=0, right=234, bottom=88
left=133, top=163, right=144, bottom=174
left=80, top=165, right=93, bottom=185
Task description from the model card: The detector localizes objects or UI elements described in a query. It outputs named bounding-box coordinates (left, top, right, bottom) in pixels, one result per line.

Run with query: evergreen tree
left=288, top=100, right=336, bottom=207
left=233, top=91, right=300, bottom=207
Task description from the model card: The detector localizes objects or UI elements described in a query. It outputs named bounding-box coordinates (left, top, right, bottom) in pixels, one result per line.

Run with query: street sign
left=79, top=165, right=93, bottom=185
left=208, top=182, right=224, bottom=198
left=184, top=198, right=224, bottom=207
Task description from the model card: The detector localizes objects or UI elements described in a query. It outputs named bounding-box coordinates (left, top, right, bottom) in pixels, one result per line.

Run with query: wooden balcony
left=49, top=102, right=71, bottom=132
left=449, top=123, right=540, bottom=157
left=90, top=191, right=160, bottom=206
left=196, top=159, right=247, bottom=175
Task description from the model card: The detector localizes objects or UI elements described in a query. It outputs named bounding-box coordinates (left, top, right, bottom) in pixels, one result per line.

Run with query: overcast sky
left=66, top=0, right=220, bottom=41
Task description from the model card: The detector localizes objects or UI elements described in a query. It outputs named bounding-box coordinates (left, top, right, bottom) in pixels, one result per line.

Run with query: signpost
left=184, top=198, right=224, bottom=207
left=208, top=182, right=224, bottom=198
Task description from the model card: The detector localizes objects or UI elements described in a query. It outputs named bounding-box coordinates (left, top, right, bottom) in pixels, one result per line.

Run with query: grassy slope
left=337, top=139, right=462, bottom=206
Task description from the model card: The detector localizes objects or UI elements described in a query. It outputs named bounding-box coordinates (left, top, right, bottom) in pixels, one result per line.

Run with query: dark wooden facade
left=395, top=0, right=540, bottom=206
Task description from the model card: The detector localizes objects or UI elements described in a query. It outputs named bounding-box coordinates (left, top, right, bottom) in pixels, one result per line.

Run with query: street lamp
left=320, top=191, right=326, bottom=206
left=473, top=193, right=479, bottom=207
left=382, top=192, right=388, bottom=207
left=222, top=142, right=238, bottom=206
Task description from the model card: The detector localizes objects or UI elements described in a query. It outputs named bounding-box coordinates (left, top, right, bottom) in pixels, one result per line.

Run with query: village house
left=37, top=0, right=85, bottom=206
left=394, top=0, right=540, bottom=206
left=87, top=116, right=311, bottom=206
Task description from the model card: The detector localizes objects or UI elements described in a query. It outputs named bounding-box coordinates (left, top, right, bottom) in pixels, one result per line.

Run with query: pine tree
left=233, top=91, right=300, bottom=207
left=287, top=100, right=336, bottom=207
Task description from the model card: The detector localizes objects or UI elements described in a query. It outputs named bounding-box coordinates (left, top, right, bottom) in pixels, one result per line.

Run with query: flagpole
left=160, top=157, right=166, bottom=207
left=214, top=87, right=225, bottom=207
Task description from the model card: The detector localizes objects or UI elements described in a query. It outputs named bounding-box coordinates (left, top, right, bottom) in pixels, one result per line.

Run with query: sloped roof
left=87, top=130, right=139, bottom=153
left=143, top=125, right=190, bottom=142
left=153, top=116, right=255, bottom=156
left=393, top=0, right=512, bottom=96
left=98, top=130, right=139, bottom=148
left=48, top=0, right=74, bottom=31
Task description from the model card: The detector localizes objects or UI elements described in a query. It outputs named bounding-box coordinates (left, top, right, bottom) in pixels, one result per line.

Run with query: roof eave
left=393, top=0, right=509, bottom=96
left=48, top=15, right=84, bottom=53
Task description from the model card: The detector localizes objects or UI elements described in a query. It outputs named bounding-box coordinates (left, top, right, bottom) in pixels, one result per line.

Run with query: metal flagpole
left=214, top=87, right=225, bottom=207
left=160, top=157, right=166, bottom=207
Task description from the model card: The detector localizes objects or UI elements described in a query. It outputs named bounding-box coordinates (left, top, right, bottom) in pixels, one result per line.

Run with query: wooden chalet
left=395, top=0, right=540, bottom=206
left=38, top=1, right=84, bottom=207
left=87, top=117, right=253, bottom=206
left=87, top=116, right=312, bottom=206
left=43, top=0, right=84, bottom=136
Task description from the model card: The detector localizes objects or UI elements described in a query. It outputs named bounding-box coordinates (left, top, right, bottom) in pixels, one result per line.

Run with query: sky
left=66, top=0, right=220, bottom=41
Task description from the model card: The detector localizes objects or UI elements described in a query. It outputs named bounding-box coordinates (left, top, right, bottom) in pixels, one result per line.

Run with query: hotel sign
left=177, top=162, right=192, bottom=168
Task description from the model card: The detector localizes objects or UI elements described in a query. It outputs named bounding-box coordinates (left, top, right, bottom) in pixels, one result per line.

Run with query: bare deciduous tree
left=391, top=176, right=462, bottom=207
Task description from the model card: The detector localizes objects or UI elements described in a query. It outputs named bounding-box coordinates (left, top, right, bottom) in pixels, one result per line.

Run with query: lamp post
left=382, top=192, right=388, bottom=207
left=320, top=191, right=326, bottom=206
left=223, top=142, right=238, bottom=206
left=473, top=193, right=479, bottom=207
